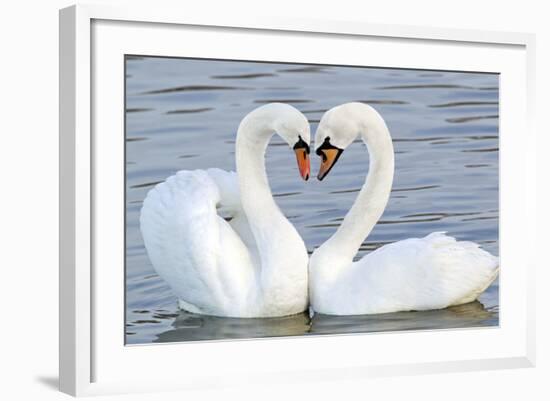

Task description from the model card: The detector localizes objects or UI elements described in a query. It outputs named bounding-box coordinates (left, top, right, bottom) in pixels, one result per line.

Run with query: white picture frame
left=59, top=4, right=536, bottom=397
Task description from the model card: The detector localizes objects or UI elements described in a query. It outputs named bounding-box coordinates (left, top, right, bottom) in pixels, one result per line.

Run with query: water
left=125, top=56, right=499, bottom=344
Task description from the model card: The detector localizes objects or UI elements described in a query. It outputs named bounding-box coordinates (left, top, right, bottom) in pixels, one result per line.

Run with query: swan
left=309, top=102, right=499, bottom=315
left=140, top=103, right=311, bottom=318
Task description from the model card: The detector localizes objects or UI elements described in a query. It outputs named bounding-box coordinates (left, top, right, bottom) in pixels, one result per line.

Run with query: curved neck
left=320, top=112, right=394, bottom=262
left=235, top=107, right=308, bottom=309
left=235, top=110, right=286, bottom=228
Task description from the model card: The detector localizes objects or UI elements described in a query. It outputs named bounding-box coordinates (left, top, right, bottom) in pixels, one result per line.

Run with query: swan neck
left=325, top=114, right=394, bottom=260
left=235, top=107, right=308, bottom=314
left=235, top=113, right=280, bottom=222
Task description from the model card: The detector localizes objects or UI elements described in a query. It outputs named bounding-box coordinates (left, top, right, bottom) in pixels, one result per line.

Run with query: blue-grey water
left=125, top=56, right=499, bottom=344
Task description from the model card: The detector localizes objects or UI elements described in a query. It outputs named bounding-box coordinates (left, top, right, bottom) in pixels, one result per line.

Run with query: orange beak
left=317, top=148, right=343, bottom=181
left=294, top=148, right=310, bottom=181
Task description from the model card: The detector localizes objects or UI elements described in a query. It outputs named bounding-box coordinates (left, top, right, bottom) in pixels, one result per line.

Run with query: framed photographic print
left=59, top=4, right=536, bottom=396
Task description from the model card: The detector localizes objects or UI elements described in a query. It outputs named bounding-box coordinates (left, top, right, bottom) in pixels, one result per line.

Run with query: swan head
left=314, top=102, right=384, bottom=180
left=270, top=104, right=312, bottom=181
left=314, top=103, right=362, bottom=180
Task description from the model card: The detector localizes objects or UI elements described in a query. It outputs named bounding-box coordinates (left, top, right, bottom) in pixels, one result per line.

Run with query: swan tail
left=420, top=232, right=499, bottom=307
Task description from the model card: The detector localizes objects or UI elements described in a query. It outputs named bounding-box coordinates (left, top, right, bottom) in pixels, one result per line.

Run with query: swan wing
left=326, top=232, right=499, bottom=315
left=139, top=169, right=257, bottom=316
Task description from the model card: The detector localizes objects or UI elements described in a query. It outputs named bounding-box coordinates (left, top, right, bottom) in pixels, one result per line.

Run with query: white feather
left=311, top=232, right=498, bottom=315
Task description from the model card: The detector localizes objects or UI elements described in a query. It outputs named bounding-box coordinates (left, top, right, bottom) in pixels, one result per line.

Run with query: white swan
left=140, top=103, right=311, bottom=318
left=309, top=102, right=499, bottom=315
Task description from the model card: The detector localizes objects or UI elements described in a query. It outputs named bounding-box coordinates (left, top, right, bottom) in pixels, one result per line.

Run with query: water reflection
left=277, top=66, right=329, bottom=73
left=310, top=301, right=497, bottom=335
left=446, top=115, right=498, bottom=123
left=211, top=73, right=276, bottom=79
left=153, top=301, right=497, bottom=343
left=154, top=311, right=311, bottom=343
left=254, top=98, right=314, bottom=104
left=165, top=107, right=214, bottom=114
left=141, top=85, right=247, bottom=95
left=429, top=101, right=499, bottom=108
left=376, top=84, right=475, bottom=90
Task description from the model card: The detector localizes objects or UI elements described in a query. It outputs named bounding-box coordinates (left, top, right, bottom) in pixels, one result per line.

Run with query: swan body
left=310, top=102, right=499, bottom=315
left=140, top=103, right=310, bottom=318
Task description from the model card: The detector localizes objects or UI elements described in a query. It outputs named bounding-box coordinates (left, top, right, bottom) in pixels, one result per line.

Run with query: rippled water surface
left=125, top=56, right=499, bottom=344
